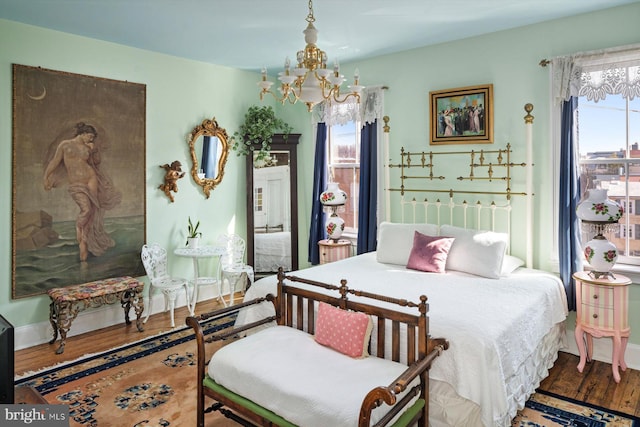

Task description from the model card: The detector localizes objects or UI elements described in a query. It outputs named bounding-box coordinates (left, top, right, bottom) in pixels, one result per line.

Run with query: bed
left=236, top=227, right=568, bottom=426
left=254, top=229, right=292, bottom=272
left=236, top=106, right=568, bottom=426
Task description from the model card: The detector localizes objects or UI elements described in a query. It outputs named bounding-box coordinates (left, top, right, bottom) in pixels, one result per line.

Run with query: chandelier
left=257, top=0, right=364, bottom=111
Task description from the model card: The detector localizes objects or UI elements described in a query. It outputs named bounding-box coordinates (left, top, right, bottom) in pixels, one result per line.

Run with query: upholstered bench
left=47, top=276, right=145, bottom=354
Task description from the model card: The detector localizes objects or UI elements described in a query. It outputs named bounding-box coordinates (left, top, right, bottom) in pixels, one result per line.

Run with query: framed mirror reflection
left=246, top=134, right=300, bottom=276
left=187, top=117, right=230, bottom=198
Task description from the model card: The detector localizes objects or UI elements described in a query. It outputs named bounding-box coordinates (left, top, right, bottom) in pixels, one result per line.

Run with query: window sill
left=543, top=258, right=638, bottom=285
left=608, top=264, right=640, bottom=285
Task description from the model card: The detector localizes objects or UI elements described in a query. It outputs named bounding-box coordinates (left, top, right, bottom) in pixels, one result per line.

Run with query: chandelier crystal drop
left=257, top=0, right=364, bottom=111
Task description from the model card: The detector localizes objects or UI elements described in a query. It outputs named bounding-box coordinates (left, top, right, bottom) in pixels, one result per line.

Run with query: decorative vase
left=325, top=213, right=345, bottom=241
left=583, top=235, right=618, bottom=273
left=186, top=237, right=200, bottom=248
left=576, top=189, right=623, bottom=223
left=320, top=182, right=348, bottom=206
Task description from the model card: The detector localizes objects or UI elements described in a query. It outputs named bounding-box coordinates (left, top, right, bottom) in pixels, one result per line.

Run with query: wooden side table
left=319, top=239, right=351, bottom=264
left=573, top=271, right=631, bottom=383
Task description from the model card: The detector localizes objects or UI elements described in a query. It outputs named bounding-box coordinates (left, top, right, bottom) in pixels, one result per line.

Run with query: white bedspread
left=211, top=326, right=419, bottom=427
left=236, top=252, right=568, bottom=427
left=254, top=231, right=292, bottom=272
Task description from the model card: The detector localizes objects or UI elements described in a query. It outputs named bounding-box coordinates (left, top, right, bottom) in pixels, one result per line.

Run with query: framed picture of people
left=11, top=64, right=147, bottom=298
left=429, top=84, right=493, bottom=145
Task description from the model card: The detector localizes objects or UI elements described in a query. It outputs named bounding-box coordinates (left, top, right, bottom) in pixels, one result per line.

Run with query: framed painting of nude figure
left=11, top=64, right=146, bottom=298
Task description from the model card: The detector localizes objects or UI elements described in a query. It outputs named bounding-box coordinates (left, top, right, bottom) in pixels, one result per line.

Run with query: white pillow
left=501, top=255, right=525, bottom=276
left=440, top=225, right=508, bottom=279
left=376, top=222, right=440, bottom=265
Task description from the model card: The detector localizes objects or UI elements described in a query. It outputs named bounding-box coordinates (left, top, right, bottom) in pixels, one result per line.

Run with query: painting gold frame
left=429, top=84, right=493, bottom=145
left=12, top=64, right=147, bottom=298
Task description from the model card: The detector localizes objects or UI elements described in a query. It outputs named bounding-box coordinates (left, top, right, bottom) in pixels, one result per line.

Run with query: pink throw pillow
left=406, top=231, right=455, bottom=273
left=314, top=302, right=373, bottom=358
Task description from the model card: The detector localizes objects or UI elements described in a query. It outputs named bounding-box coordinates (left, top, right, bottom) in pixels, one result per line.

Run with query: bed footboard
left=186, top=268, right=448, bottom=427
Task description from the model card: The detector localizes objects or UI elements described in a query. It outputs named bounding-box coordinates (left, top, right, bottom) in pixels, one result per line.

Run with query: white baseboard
left=563, top=327, right=640, bottom=371
left=14, top=285, right=227, bottom=351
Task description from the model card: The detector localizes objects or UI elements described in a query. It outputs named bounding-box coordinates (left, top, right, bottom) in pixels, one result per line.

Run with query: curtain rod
left=539, top=43, right=640, bottom=68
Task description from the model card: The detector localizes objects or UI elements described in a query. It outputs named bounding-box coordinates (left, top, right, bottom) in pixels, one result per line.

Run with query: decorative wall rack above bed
left=388, top=143, right=527, bottom=200
left=383, top=104, right=535, bottom=267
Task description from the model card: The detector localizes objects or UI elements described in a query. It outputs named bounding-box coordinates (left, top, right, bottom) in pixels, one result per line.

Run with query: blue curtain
left=357, top=120, right=378, bottom=254
left=558, top=97, right=581, bottom=311
left=201, top=136, right=218, bottom=178
left=308, top=123, right=327, bottom=265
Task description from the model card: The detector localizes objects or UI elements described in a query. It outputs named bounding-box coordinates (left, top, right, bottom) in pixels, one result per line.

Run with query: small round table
left=174, top=245, right=226, bottom=313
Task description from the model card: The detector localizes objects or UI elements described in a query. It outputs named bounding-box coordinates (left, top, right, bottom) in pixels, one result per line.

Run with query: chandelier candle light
left=576, top=189, right=624, bottom=279
left=320, top=182, right=348, bottom=241
left=257, top=0, right=364, bottom=111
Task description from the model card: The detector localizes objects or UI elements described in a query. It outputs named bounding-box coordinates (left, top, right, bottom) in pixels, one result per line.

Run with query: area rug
left=16, top=320, right=639, bottom=427
left=15, top=313, right=241, bottom=427
left=512, top=389, right=640, bottom=426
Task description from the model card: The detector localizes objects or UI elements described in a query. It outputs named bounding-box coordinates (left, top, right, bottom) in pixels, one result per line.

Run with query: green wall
left=2, top=2, right=639, bottom=347
left=0, top=19, right=308, bottom=328
left=284, top=2, right=640, bottom=345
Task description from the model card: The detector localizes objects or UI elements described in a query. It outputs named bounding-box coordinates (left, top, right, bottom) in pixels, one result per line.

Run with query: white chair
left=216, top=234, right=255, bottom=305
left=141, top=243, right=190, bottom=327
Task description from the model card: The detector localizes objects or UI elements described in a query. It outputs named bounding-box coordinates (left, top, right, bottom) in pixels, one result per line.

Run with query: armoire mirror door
left=246, top=134, right=300, bottom=277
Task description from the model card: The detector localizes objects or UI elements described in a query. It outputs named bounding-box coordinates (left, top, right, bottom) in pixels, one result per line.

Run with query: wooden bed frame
left=186, top=268, right=449, bottom=427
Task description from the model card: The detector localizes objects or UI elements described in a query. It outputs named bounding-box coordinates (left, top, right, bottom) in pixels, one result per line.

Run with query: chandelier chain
left=306, top=0, right=315, bottom=23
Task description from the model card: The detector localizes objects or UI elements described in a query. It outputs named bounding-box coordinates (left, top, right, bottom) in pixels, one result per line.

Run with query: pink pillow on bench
left=314, top=302, right=373, bottom=358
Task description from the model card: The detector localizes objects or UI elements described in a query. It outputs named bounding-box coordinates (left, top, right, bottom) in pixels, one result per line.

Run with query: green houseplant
left=232, top=105, right=292, bottom=160
left=186, top=216, right=201, bottom=247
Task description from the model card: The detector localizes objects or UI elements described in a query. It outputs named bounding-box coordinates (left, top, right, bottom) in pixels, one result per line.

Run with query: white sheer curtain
left=551, top=43, right=640, bottom=104
left=312, top=86, right=385, bottom=126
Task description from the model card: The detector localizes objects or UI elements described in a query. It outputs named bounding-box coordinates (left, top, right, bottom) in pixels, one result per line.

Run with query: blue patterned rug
left=513, top=389, right=640, bottom=426
left=15, top=314, right=238, bottom=426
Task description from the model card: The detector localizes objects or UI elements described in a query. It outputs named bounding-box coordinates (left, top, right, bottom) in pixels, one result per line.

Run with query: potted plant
left=232, top=105, right=292, bottom=160
left=186, top=216, right=202, bottom=247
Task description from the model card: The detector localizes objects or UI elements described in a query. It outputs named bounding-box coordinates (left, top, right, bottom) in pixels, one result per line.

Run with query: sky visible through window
left=578, top=95, right=640, bottom=156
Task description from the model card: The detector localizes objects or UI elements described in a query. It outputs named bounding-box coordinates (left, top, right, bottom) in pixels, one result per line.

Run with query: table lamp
left=320, top=182, right=348, bottom=242
left=576, top=189, right=623, bottom=279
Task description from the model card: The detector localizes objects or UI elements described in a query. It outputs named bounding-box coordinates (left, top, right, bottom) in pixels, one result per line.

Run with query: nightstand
left=318, top=239, right=351, bottom=264
left=573, top=271, right=631, bottom=383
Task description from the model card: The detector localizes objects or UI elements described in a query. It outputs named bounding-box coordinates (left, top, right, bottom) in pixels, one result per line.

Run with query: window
left=577, top=93, right=640, bottom=265
left=327, top=120, right=360, bottom=234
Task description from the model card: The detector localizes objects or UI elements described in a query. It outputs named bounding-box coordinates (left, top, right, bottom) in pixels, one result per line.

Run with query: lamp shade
left=320, top=182, right=347, bottom=206
left=576, top=189, right=623, bottom=223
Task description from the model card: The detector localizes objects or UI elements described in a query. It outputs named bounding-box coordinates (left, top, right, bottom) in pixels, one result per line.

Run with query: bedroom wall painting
left=430, top=84, right=493, bottom=145
left=11, top=64, right=147, bottom=298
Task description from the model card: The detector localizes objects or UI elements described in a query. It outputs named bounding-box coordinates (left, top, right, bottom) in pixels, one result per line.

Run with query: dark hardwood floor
left=14, top=295, right=640, bottom=419
left=538, top=350, right=640, bottom=417
left=14, top=295, right=226, bottom=377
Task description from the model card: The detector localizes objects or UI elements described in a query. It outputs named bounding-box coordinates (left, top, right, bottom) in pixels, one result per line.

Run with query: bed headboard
left=383, top=104, right=535, bottom=267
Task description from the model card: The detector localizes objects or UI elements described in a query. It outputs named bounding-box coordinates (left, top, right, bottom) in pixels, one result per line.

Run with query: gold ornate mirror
left=187, top=117, right=230, bottom=198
